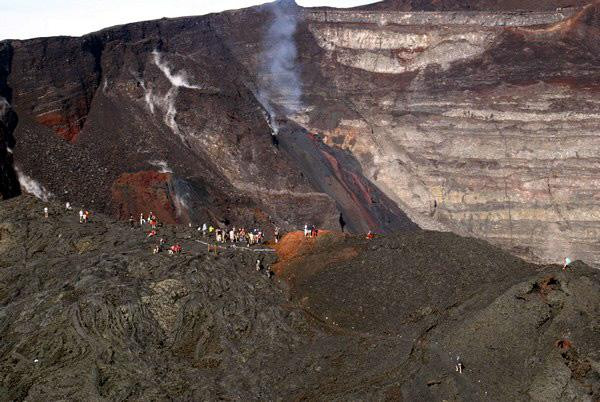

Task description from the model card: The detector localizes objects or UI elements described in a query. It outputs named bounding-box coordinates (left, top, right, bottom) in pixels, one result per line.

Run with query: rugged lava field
left=1, top=196, right=598, bottom=400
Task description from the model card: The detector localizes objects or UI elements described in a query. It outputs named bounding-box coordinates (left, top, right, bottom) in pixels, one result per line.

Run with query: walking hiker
left=255, top=259, right=262, bottom=271
left=265, top=267, right=274, bottom=279
left=83, top=210, right=90, bottom=223
left=274, top=227, right=280, bottom=244
left=169, top=244, right=182, bottom=255
left=304, top=224, right=309, bottom=237
left=139, top=213, right=145, bottom=226
left=44, top=207, right=48, bottom=219
left=129, top=214, right=135, bottom=228
left=79, top=210, right=84, bottom=223
left=455, top=356, right=464, bottom=374
left=202, top=223, right=207, bottom=237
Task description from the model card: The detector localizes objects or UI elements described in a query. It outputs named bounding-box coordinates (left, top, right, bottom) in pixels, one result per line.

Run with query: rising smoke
left=149, top=160, right=173, bottom=174
left=15, top=167, right=52, bottom=202
left=141, top=51, right=203, bottom=143
left=170, top=178, right=194, bottom=221
left=152, top=51, right=201, bottom=90
left=258, top=0, right=303, bottom=132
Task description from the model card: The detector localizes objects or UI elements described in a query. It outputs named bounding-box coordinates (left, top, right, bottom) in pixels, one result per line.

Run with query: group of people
left=255, top=258, right=273, bottom=278
left=151, top=238, right=182, bottom=255
left=133, top=211, right=182, bottom=256
left=78, top=209, right=91, bottom=223
left=303, top=224, right=319, bottom=238
left=199, top=224, right=269, bottom=247
left=138, top=212, right=159, bottom=229
left=42, top=202, right=92, bottom=224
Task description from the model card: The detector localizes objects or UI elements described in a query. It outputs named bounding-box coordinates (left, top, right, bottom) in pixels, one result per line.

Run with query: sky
left=0, top=0, right=379, bottom=40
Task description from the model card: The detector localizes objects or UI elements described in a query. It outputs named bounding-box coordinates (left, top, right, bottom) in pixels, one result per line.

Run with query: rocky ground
left=1, top=195, right=599, bottom=400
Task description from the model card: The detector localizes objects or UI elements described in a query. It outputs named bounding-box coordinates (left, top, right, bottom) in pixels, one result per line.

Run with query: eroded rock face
left=280, top=2, right=600, bottom=265
left=0, top=43, right=19, bottom=200
left=2, top=0, right=600, bottom=264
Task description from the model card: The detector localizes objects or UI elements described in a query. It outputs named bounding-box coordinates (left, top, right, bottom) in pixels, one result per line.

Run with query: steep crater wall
left=288, top=3, right=600, bottom=265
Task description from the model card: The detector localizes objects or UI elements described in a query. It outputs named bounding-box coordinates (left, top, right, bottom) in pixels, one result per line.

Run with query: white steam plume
left=258, top=1, right=303, bottom=127
left=152, top=51, right=202, bottom=90
left=15, top=167, right=52, bottom=202
left=173, top=192, right=190, bottom=218
left=149, top=160, right=173, bottom=173
left=140, top=51, right=204, bottom=143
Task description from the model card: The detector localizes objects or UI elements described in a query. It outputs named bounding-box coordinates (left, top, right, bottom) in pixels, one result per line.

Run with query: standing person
left=44, top=207, right=49, bottom=219
left=139, top=213, right=145, bottom=226
left=455, top=356, right=464, bottom=374
left=230, top=228, right=236, bottom=243
left=304, top=224, right=309, bottom=237
left=129, top=214, right=135, bottom=228
left=79, top=210, right=84, bottom=223
left=202, top=223, right=207, bottom=237
left=255, top=259, right=262, bottom=271
left=83, top=210, right=90, bottom=223
left=274, top=227, right=280, bottom=244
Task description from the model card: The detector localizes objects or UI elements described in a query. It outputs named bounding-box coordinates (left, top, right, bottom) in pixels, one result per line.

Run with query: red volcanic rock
left=319, top=149, right=379, bottom=230
left=111, top=171, right=177, bottom=224
left=271, top=230, right=355, bottom=281
left=36, top=107, right=87, bottom=142
left=36, top=111, right=85, bottom=143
